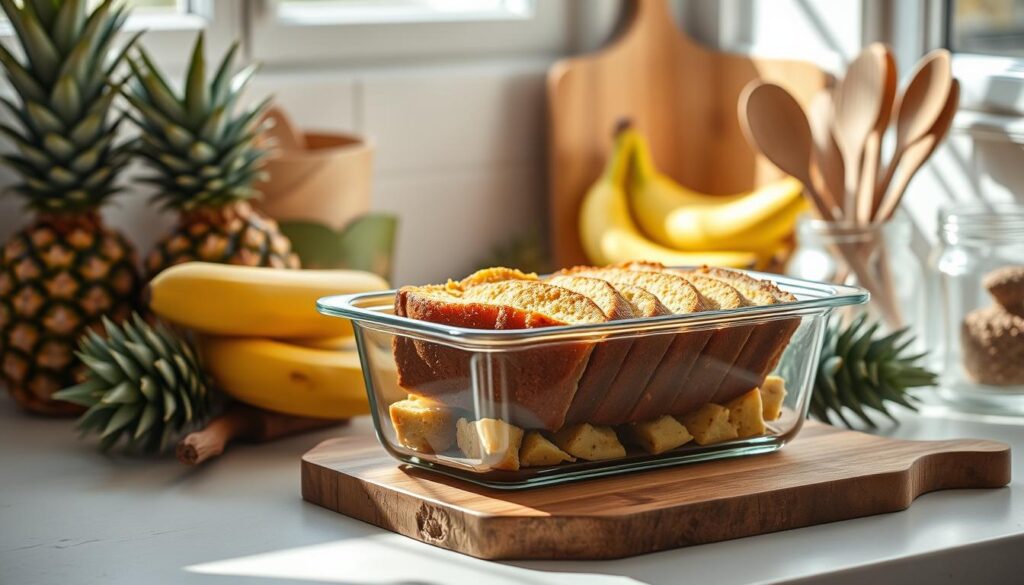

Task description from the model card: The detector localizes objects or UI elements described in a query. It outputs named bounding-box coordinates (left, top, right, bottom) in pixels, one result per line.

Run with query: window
left=247, top=0, right=570, bottom=66
left=274, top=0, right=534, bottom=25
left=948, top=0, right=1024, bottom=57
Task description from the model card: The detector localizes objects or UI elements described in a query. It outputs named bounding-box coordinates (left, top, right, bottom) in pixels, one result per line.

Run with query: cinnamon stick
left=177, top=404, right=344, bottom=465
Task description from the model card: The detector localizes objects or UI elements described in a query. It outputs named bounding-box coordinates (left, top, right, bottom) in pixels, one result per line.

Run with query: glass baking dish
left=317, top=271, right=867, bottom=489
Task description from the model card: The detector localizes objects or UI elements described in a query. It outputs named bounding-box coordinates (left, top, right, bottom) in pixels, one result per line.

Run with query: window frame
left=244, top=0, right=574, bottom=67
left=898, top=0, right=1024, bottom=116
left=0, top=0, right=242, bottom=74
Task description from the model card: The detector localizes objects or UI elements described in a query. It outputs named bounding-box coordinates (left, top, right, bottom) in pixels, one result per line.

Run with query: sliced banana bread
left=622, top=262, right=757, bottom=417
left=395, top=280, right=607, bottom=430
left=679, top=266, right=799, bottom=404
left=546, top=275, right=639, bottom=426
left=558, top=266, right=712, bottom=425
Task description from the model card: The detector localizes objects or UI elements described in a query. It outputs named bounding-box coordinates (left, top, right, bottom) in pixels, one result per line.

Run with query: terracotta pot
left=254, top=132, right=374, bottom=231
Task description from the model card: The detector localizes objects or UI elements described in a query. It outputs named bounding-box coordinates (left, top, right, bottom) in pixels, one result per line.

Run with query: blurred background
left=0, top=0, right=1021, bottom=286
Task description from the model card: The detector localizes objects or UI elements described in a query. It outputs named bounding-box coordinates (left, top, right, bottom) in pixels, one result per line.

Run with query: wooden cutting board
left=547, top=0, right=830, bottom=266
left=301, top=421, right=1010, bottom=560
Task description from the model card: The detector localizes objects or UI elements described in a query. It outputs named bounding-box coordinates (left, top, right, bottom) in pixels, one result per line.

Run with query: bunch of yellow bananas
left=580, top=127, right=806, bottom=268
left=150, top=262, right=389, bottom=419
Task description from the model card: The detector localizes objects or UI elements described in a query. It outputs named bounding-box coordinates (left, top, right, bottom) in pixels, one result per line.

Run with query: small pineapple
left=808, top=314, right=937, bottom=428
left=0, top=0, right=141, bottom=415
left=54, top=314, right=213, bottom=453
left=122, top=34, right=300, bottom=276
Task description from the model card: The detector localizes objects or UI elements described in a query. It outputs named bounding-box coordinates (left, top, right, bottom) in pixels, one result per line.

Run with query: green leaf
left=279, top=215, right=397, bottom=276
left=26, top=102, right=65, bottom=134
left=101, top=402, right=142, bottom=438
left=209, top=41, right=239, bottom=107
left=50, top=75, right=82, bottom=124
left=69, top=112, right=103, bottom=145
left=138, top=375, right=158, bottom=402
left=134, top=50, right=187, bottom=124
left=28, top=0, right=57, bottom=28
left=51, top=0, right=86, bottom=55
left=101, top=381, right=139, bottom=404
left=53, top=379, right=105, bottom=406
left=154, top=358, right=178, bottom=389
left=184, top=32, right=207, bottom=126
left=0, top=0, right=61, bottom=85
left=134, top=402, right=159, bottom=440
left=43, top=133, right=75, bottom=160
left=0, top=43, right=46, bottom=102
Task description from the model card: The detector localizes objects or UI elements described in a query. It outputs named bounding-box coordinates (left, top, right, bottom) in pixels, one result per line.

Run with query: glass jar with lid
left=931, top=203, right=1024, bottom=414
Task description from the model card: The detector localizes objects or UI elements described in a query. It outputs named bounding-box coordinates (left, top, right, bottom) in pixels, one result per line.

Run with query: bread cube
left=519, top=432, right=576, bottom=467
left=389, top=396, right=456, bottom=453
left=678, top=404, right=738, bottom=445
left=554, top=423, right=626, bottom=461
left=623, top=415, right=693, bottom=454
left=726, top=389, right=767, bottom=438
left=456, top=418, right=524, bottom=471
left=760, top=375, right=788, bottom=421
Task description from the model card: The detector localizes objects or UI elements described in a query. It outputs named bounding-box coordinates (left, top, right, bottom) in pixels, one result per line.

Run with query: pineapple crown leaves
left=122, top=32, right=273, bottom=211
left=53, top=313, right=214, bottom=454
left=0, top=0, right=139, bottom=212
left=809, top=313, right=937, bottom=429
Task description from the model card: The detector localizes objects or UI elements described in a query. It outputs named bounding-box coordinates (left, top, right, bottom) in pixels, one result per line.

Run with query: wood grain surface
left=301, top=421, right=1011, bottom=560
left=547, top=0, right=830, bottom=266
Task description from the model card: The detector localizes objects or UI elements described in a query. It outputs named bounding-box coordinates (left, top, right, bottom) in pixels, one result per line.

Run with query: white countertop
left=2, top=398, right=1023, bottom=585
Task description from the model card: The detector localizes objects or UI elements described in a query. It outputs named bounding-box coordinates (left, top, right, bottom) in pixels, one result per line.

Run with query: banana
left=199, top=336, right=373, bottom=419
left=579, top=131, right=760, bottom=268
left=149, top=262, right=388, bottom=338
left=628, top=129, right=807, bottom=252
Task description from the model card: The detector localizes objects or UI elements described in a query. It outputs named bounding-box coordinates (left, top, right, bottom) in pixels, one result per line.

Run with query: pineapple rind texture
left=144, top=201, right=301, bottom=276
left=1, top=215, right=140, bottom=415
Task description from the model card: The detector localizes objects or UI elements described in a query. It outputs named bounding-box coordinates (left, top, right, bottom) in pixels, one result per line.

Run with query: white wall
left=0, top=0, right=1020, bottom=288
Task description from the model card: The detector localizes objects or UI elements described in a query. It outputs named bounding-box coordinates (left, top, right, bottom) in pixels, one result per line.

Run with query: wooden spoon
left=875, top=79, right=960, bottom=223
left=874, top=49, right=952, bottom=216
left=807, top=89, right=846, bottom=219
left=262, top=105, right=306, bottom=152
left=740, top=83, right=833, bottom=221
left=741, top=81, right=903, bottom=326
left=856, top=44, right=897, bottom=224
left=833, top=46, right=887, bottom=219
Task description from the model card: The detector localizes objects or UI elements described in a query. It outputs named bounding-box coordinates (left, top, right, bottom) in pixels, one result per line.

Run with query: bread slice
left=544, top=275, right=639, bottom=428
left=393, top=284, right=562, bottom=405
left=558, top=266, right=712, bottom=425
left=622, top=262, right=757, bottom=417
left=678, top=266, right=799, bottom=405
left=394, top=280, right=606, bottom=430
left=554, top=278, right=675, bottom=426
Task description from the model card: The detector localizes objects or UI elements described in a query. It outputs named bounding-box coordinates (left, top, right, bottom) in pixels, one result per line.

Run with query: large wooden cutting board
left=301, top=421, right=1010, bottom=560
left=547, top=0, right=830, bottom=266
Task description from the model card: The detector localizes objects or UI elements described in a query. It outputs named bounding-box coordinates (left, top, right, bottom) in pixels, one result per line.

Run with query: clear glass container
left=931, top=204, right=1024, bottom=415
left=318, top=271, right=867, bottom=489
left=787, top=213, right=926, bottom=337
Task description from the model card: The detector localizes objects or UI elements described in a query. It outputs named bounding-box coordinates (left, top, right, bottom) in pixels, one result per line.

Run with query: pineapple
left=0, top=0, right=141, bottom=415
left=122, top=34, right=300, bottom=276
